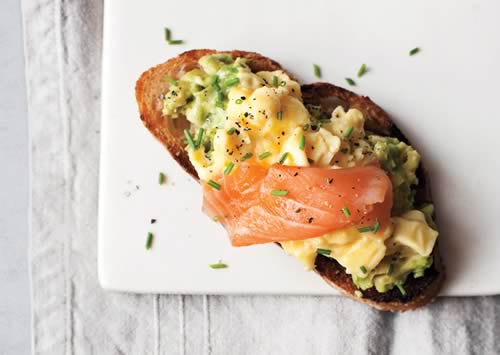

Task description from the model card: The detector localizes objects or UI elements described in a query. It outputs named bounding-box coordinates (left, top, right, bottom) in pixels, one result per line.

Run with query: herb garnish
left=299, top=135, right=305, bottom=150
left=184, top=129, right=196, bottom=149
left=207, top=179, right=221, bottom=190
left=342, top=206, right=351, bottom=217
left=209, top=261, right=228, bottom=269
left=357, top=64, right=367, bottom=77
left=240, top=153, right=253, bottom=161
left=313, top=64, right=321, bottom=78
left=360, top=265, right=368, bottom=273
left=395, top=281, right=407, bottom=296
left=357, top=226, right=373, bottom=233
left=258, top=152, right=272, bottom=160
left=345, top=77, right=356, bottom=86
left=272, top=75, right=279, bottom=88
left=225, top=77, right=240, bottom=88
left=224, top=162, right=235, bottom=175
left=357, top=219, right=380, bottom=233
left=279, top=152, right=289, bottom=164
left=145, top=232, right=154, bottom=250
left=388, top=263, right=394, bottom=275
left=227, top=127, right=236, bottom=135
left=277, top=111, right=283, bottom=120
left=271, top=189, right=289, bottom=196
left=158, top=172, right=166, bottom=185
left=164, top=28, right=184, bottom=45
left=316, top=248, right=331, bottom=256
left=343, top=127, right=353, bottom=139
left=409, top=47, right=420, bottom=56
left=195, top=128, right=204, bottom=148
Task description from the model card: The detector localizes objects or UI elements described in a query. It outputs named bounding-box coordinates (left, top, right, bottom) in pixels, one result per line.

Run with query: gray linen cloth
left=23, top=0, right=500, bottom=354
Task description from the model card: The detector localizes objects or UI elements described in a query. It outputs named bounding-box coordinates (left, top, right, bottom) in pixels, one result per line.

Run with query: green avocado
left=161, top=54, right=243, bottom=152
left=368, top=136, right=421, bottom=215
left=353, top=254, right=433, bottom=293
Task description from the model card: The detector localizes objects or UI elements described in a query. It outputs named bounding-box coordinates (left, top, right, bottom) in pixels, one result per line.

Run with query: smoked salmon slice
left=203, top=164, right=393, bottom=246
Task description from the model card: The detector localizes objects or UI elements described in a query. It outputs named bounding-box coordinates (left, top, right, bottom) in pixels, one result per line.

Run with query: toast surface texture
left=136, top=49, right=444, bottom=311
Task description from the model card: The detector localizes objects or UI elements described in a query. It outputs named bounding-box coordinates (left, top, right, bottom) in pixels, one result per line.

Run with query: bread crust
left=135, top=50, right=444, bottom=311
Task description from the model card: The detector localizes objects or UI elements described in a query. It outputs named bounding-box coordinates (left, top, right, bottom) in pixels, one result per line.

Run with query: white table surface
left=0, top=0, right=31, bottom=354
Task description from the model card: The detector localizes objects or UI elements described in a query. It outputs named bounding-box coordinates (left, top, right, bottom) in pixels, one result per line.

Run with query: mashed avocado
left=353, top=254, right=433, bottom=292
left=369, top=136, right=421, bottom=215
left=162, top=54, right=247, bottom=154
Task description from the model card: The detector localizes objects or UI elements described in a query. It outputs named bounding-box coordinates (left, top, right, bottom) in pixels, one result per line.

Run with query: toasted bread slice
left=136, top=50, right=444, bottom=311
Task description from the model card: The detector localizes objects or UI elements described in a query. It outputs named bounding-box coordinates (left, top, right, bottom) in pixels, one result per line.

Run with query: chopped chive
left=358, top=226, right=373, bottom=233
left=216, top=91, right=225, bottom=107
left=313, top=64, right=321, bottom=78
left=357, top=63, right=367, bottom=78
left=343, top=127, right=353, bottom=139
left=277, top=111, right=283, bottom=120
left=345, top=77, right=356, bottom=86
left=342, top=206, right=351, bottom=217
left=227, top=127, right=236, bottom=135
left=409, top=47, right=420, bottom=56
left=360, top=265, right=368, bottom=273
left=279, top=152, right=289, bottom=164
left=235, top=98, right=243, bottom=104
left=303, top=124, right=310, bottom=131
left=414, top=270, right=425, bottom=278
left=395, top=281, right=407, bottom=296
left=280, top=80, right=286, bottom=87
left=158, top=172, right=166, bottom=185
left=168, top=39, right=184, bottom=45
left=224, top=77, right=240, bottom=88
left=258, top=151, right=272, bottom=160
left=209, top=262, right=228, bottom=269
left=240, top=153, right=253, bottom=161
left=145, top=232, right=154, bottom=250
left=207, top=179, right=221, bottom=190
left=184, top=129, right=196, bottom=149
left=316, top=248, right=331, bottom=256
left=271, top=189, right=288, bottom=196
left=195, top=128, right=204, bottom=148
left=372, top=219, right=380, bottom=233
left=164, top=28, right=172, bottom=42
left=212, top=75, right=221, bottom=90
left=388, top=263, right=395, bottom=275
left=224, top=162, right=235, bottom=175
left=299, top=135, right=305, bottom=150
left=272, top=75, right=279, bottom=88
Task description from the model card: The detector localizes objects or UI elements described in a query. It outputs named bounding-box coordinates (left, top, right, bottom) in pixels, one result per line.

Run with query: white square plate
left=99, top=0, right=500, bottom=296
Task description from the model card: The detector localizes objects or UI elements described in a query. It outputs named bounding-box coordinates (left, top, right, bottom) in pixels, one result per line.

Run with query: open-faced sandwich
left=136, top=50, right=444, bottom=311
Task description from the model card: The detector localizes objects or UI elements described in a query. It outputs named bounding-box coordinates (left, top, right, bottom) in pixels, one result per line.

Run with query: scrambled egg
left=187, top=68, right=345, bottom=180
